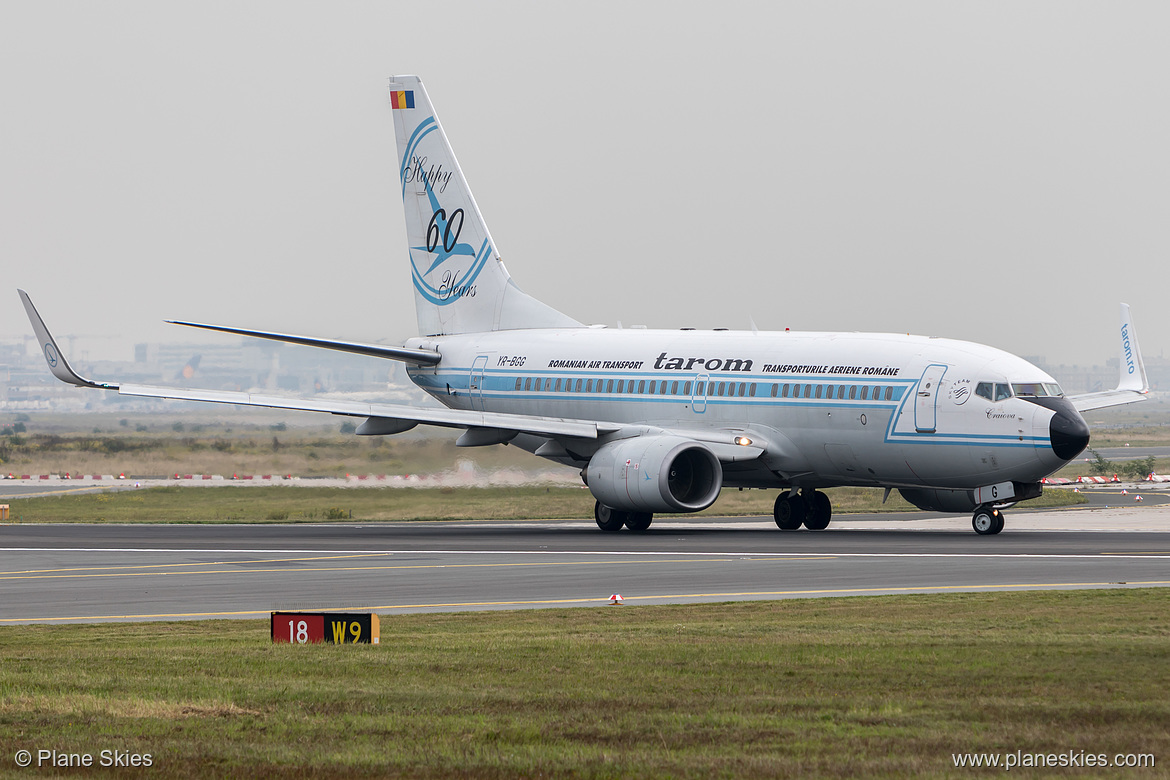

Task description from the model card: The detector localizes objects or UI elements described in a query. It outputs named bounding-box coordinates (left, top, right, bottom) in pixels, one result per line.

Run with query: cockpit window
left=994, top=383, right=1012, bottom=401
left=975, top=382, right=994, bottom=401
left=1011, top=382, right=1064, bottom=398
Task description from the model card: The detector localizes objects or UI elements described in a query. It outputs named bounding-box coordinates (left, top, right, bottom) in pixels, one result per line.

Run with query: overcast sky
left=3, top=1, right=1167, bottom=370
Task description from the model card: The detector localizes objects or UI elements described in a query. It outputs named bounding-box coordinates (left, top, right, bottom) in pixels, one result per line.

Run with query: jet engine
left=586, top=436, right=723, bottom=514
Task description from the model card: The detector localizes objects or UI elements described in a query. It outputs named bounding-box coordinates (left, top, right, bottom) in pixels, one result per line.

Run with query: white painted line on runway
left=3, top=547, right=1170, bottom=560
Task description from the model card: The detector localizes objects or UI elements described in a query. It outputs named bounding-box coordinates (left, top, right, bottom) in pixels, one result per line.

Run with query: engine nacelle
left=586, top=436, right=722, bottom=514
left=898, top=488, right=977, bottom=513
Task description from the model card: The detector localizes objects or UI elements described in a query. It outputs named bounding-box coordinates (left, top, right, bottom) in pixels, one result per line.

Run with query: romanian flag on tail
left=390, top=90, right=415, bottom=109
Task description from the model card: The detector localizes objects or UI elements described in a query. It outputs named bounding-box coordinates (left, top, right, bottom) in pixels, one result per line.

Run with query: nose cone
left=1048, top=401, right=1091, bottom=461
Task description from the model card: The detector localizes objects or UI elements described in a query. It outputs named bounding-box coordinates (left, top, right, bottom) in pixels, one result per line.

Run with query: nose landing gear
left=972, top=505, right=1004, bottom=535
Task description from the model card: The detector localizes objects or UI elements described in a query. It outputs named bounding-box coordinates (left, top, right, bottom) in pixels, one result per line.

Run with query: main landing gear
left=594, top=501, right=653, bottom=533
left=971, top=505, right=1004, bottom=535
left=773, top=490, right=832, bottom=531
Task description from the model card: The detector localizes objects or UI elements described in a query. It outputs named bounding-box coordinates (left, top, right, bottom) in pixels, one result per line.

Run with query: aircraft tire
left=803, top=491, right=832, bottom=530
left=971, top=506, right=1001, bottom=535
left=773, top=493, right=805, bottom=530
left=625, top=512, right=653, bottom=532
left=594, top=501, right=628, bottom=533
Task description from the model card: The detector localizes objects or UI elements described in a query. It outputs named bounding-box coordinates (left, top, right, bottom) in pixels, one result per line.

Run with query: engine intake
left=586, top=436, right=722, bottom=513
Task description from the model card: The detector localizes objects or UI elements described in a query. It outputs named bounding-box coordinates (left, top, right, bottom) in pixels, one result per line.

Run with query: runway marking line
left=0, top=552, right=402, bottom=576
left=0, top=556, right=837, bottom=583
left=4, top=580, right=1170, bottom=623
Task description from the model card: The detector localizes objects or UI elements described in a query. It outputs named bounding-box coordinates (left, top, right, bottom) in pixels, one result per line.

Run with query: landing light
left=734, top=436, right=753, bottom=446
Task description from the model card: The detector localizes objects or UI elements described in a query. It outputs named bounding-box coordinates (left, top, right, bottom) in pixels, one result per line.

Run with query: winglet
left=17, top=289, right=118, bottom=390
left=1117, top=303, right=1148, bottom=394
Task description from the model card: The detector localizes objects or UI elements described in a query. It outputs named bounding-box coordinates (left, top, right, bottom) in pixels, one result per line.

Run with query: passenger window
left=671, top=381, right=678, bottom=395
left=606, top=380, right=613, bottom=393
left=648, top=380, right=656, bottom=394
left=515, top=378, right=522, bottom=390
left=617, top=379, right=624, bottom=393
left=718, top=382, right=727, bottom=396
left=738, top=383, right=746, bottom=397
left=695, top=381, right=704, bottom=396
left=749, top=383, right=756, bottom=397
left=555, top=378, right=562, bottom=392
left=860, top=386, right=868, bottom=400
left=994, top=383, right=1011, bottom=401
left=873, top=385, right=881, bottom=400
left=804, top=384, right=812, bottom=398
left=585, top=379, right=592, bottom=392
left=849, top=386, right=857, bottom=400
left=683, top=381, right=691, bottom=395
left=771, top=384, right=778, bottom=398
left=524, top=378, right=531, bottom=391
left=792, top=384, right=800, bottom=399
left=884, top=386, right=893, bottom=401
left=782, top=384, right=790, bottom=398
left=838, top=386, right=847, bottom=400
left=659, top=382, right=668, bottom=395
left=575, top=379, right=583, bottom=393
left=815, top=385, right=823, bottom=399
left=638, top=380, right=646, bottom=394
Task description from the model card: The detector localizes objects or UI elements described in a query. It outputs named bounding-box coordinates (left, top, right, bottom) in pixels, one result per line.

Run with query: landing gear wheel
left=594, top=501, right=628, bottom=533
left=773, top=493, right=806, bottom=530
left=803, top=490, right=832, bottom=530
left=972, top=506, right=1003, bottom=535
left=625, top=512, right=653, bottom=532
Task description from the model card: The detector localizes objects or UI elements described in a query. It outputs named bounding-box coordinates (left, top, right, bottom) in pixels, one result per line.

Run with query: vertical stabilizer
left=1117, top=303, right=1148, bottom=393
left=389, top=75, right=581, bottom=336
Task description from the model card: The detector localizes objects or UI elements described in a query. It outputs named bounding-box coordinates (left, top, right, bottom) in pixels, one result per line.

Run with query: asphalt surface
left=2, top=489, right=1168, bottom=624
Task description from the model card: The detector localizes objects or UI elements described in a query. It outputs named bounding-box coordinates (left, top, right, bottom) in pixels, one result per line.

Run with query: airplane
left=19, top=74, right=1151, bottom=536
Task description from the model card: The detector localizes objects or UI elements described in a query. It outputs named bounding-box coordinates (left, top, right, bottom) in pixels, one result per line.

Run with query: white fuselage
left=406, top=328, right=1073, bottom=491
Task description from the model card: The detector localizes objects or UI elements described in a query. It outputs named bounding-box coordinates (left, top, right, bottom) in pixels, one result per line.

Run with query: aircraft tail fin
left=388, top=75, right=581, bottom=336
left=1116, top=302, right=1148, bottom=393
left=1069, top=303, right=1149, bottom=412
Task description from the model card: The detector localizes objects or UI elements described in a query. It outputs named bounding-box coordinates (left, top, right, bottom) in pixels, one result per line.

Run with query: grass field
left=2, top=483, right=1088, bottom=524
left=3, top=409, right=1170, bottom=481
left=1, top=590, right=1166, bottom=778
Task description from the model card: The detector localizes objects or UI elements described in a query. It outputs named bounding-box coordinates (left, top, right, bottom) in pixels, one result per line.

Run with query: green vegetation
left=1, top=590, right=1167, bottom=778
left=2, top=484, right=1087, bottom=524
left=1085, top=447, right=1157, bottom=479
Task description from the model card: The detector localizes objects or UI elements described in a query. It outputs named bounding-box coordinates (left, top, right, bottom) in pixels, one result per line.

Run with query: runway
left=2, top=496, right=1168, bottom=624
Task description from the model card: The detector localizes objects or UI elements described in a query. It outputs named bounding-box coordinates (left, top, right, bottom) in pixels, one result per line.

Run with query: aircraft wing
left=19, top=289, right=615, bottom=441
left=1067, top=303, right=1150, bottom=413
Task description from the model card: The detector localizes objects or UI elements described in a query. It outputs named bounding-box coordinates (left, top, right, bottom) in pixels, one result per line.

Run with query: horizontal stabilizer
left=167, top=321, right=442, bottom=366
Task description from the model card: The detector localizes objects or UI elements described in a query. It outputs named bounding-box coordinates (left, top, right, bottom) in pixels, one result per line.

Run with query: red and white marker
left=608, top=594, right=624, bottom=605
